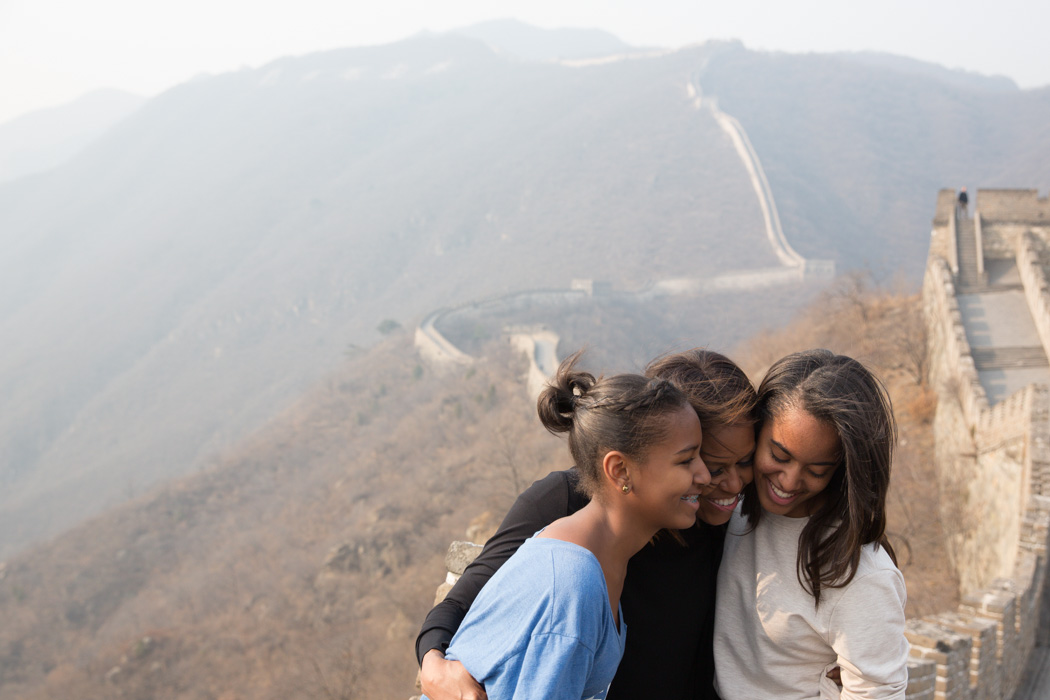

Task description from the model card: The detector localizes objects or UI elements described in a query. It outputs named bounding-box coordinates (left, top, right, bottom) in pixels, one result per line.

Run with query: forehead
left=701, top=423, right=755, bottom=458
left=663, top=404, right=703, bottom=443
left=767, top=408, right=840, bottom=462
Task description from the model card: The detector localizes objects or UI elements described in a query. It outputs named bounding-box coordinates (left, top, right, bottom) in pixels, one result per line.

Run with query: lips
left=704, top=493, right=740, bottom=512
left=765, top=478, right=798, bottom=506
left=681, top=494, right=701, bottom=511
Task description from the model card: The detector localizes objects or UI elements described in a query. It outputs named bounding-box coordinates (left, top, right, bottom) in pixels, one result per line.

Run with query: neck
left=541, top=498, right=657, bottom=585
left=539, top=499, right=657, bottom=627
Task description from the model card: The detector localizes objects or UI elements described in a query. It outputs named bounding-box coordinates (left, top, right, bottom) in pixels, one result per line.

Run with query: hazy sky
left=1, top=0, right=1046, bottom=125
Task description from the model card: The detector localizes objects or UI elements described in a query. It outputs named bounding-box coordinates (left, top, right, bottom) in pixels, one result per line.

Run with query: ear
left=602, top=450, right=629, bottom=490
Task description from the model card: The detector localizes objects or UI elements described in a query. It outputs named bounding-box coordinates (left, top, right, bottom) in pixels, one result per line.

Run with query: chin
left=698, top=509, right=732, bottom=527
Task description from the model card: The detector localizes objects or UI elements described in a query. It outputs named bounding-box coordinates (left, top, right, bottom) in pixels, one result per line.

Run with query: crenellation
left=907, top=619, right=973, bottom=699
left=927, top=610, right=1001, bottom=700
left=1018, top=232, right=1050, bottom=360
left=976, top=189, right=1050, bottom=223
left=935, top=189, right=957, bottom=226
left=906, top=658, right=938, bottom=700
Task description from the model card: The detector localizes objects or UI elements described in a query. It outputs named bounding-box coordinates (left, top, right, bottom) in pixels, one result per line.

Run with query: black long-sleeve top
left=415, top=468, right=726, bottom=700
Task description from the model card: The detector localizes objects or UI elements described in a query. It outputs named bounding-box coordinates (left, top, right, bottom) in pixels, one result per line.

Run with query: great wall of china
left=411, top=82, right=1050, bottom=699
left=415, top=80, right=834, bottom=385
left=908, top=189, right=1050, bottom=699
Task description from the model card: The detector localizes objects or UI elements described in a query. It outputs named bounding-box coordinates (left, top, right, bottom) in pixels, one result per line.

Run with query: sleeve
left=828, top=568, right=909, bottom=700
left=414, top=469, right=584, bottom=664
left=503, top=633, right=599, bottom=700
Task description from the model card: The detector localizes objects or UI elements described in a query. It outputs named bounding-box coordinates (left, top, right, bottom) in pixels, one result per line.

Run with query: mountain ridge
left=1, top=29, right=1048, bottom=557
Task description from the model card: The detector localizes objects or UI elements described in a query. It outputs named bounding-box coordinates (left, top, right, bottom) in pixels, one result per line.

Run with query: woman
left=714, top=349, right=908, bottom=699
left=418, top=349, right=758, bottom=700
left=421, top=351, right=707, bottom=699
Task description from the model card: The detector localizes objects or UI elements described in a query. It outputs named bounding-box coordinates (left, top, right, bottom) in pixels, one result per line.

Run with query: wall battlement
left=976, top=189, right=1050, bottom=223
left=914, top=188, right=1050, bottom=699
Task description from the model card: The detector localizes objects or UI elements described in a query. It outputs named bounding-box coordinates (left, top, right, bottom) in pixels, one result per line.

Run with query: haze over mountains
left=0, top=89, right=145, bottom=185
left=1, top=21, right=1049, bottom=558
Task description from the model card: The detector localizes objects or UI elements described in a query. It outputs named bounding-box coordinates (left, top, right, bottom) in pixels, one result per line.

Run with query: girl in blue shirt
left=424, top=350, right=712, bottom=700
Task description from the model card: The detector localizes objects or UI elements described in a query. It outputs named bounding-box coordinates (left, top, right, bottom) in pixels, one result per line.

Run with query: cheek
left=752, top=453, right=776, bottom=478
left=739, top=468, right=755, bottom=486
left=804, top=476, right=833, bottom=497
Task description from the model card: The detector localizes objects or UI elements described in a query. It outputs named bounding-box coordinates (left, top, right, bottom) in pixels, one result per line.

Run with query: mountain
left=0, top=34, right=774, bottom=556
left=0, top=89, right=145, bottom=184
left=833, top=51, right=1018, bottom=93
left=0, top=28, right=1048, bottom=557
left=696, top=42, right=1050, bottom=275
left=449, top=18, right=635, bottom=61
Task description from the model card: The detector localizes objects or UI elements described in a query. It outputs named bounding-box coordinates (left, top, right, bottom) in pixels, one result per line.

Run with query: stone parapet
left=934, top=188, right=957, bottom=227
left=975, top=385, right=1033, bottom=451
left=905, top=658, right=938, bottom=700
left=977, top=189, right=1050, bottom=224
left=1018, top=232, right=1050, bottom=361
left=923, top=256, right=988, bottom=425
left=925, top=610, right=1000, bottom=700
left=906, top=619, right=972, bottom=699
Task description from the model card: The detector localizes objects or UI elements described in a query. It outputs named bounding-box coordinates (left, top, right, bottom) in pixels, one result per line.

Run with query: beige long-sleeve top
left=714, top=508, right=908, bottom=700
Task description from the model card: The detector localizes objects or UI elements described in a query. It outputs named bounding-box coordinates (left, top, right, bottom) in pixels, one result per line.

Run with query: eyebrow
left=674, top=444, right=701, bottom=456
left=770, top=439, right=839, bottom=467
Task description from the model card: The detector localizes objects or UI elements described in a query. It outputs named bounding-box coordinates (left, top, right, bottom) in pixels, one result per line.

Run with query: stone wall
left=977, top=190, right=1050, bottom=224
left=923, top=256, right=988, bottom=424
left=911, top=189, right=1050, bottom=699
left=1019, top=232, right=1050, bottom=361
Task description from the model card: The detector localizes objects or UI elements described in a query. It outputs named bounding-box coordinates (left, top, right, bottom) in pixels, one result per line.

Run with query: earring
left=621, top=482, right=631, bottom=494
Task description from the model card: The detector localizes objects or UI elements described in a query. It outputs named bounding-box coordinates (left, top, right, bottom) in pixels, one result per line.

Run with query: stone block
left=444, top=541, right=484, bottom=575
left=432, top=581, right=453, bottom=606
left=906, top=619, right=971, bottom=700
left=928, top=611, right=1000, bottom=700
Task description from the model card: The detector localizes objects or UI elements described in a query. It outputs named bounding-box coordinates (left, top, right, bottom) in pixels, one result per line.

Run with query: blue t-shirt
left=430, top=537, right=626, bottom=700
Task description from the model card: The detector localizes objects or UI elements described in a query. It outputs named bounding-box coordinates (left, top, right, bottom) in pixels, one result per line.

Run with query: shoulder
left=526, top=539, right=606, bottom=592
left=856, top=543, right=905, bottom=590
left=518, top=469, right=587, bottom=515
left=831, top=547, right=906, bottom=621
left=526, top=540, right=610, bottom=631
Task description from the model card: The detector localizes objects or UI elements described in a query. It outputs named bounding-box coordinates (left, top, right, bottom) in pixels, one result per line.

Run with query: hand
left=420, top=649, right=487, bottom=700
left=826, top=666, right=842, bottom=686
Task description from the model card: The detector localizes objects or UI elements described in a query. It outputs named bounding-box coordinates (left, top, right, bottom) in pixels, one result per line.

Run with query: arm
left=420, top=649, right=487, bottom=700
left=828, top=568, right=909, bottom=699
left=415, top=469, right=584, bottom=663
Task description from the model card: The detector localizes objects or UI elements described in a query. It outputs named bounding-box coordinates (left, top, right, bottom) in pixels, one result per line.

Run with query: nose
left=693, top=455, right=711, bottom=486
left=722, top=466, right=744, bottom=495
left=778, top=464, right=801, bottom=492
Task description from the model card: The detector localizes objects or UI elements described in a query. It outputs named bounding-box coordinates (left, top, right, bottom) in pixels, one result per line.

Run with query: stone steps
left=955, top=218, right=984, bottom=288
left=972, top=346, right=1049, bottom=369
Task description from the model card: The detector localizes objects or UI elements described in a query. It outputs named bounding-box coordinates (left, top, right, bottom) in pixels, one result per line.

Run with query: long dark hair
left=537, top=350, right=690, bottom=499
left=741, top=349, right=897, bottom=605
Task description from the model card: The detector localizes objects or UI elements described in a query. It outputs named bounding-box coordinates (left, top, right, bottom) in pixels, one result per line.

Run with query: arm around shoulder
left=415, top=469, right=582, bottom=664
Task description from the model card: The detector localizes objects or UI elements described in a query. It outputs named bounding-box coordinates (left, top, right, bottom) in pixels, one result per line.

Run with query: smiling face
left=628, top=404, right=709, bottom=531
left=754, top=407, right=841, bottom=518
left=696, top=422, right=755, bottom=526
